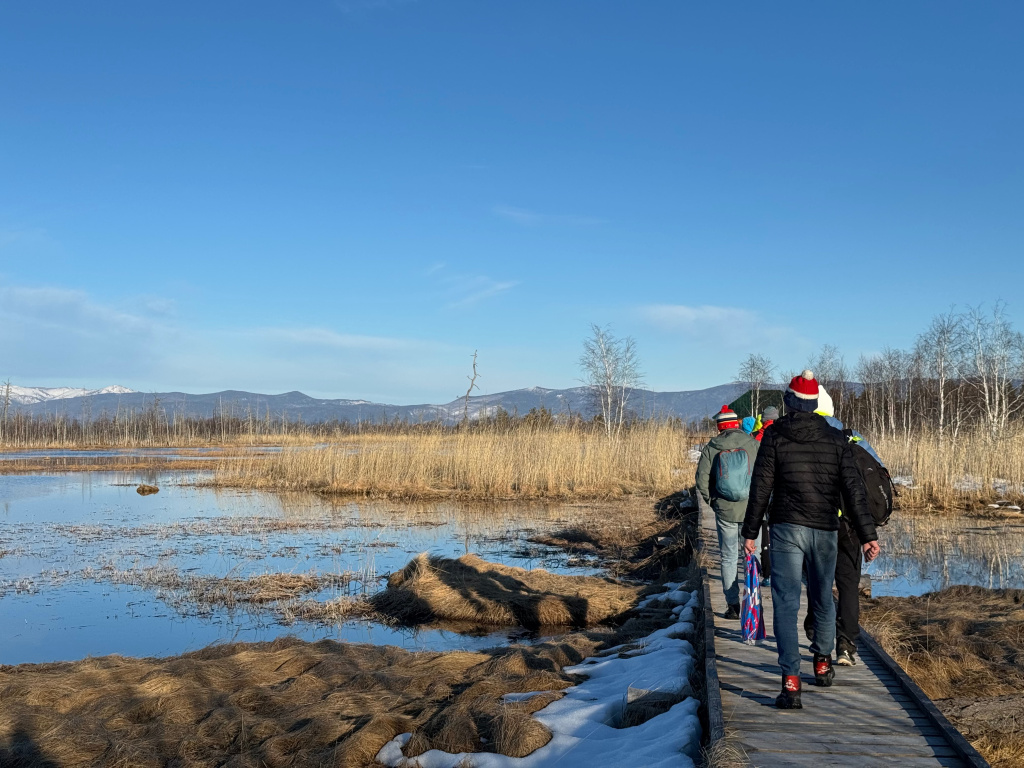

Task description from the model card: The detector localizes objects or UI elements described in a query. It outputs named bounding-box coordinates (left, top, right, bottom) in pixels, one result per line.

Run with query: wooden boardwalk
left=699, top=500, right=987, bottom=767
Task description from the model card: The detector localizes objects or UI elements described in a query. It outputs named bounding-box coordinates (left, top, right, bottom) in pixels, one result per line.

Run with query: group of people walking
left=696, top=370, right=884, bottom=709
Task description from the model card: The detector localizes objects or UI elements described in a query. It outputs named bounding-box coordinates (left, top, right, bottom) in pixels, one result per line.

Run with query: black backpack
left=846, top=439, right=897, bottom=528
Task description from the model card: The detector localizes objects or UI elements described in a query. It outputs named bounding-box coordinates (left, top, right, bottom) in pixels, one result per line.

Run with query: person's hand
left=863, top=541, right=880, bottom=562
left=744, top=538, right=758, bottom=556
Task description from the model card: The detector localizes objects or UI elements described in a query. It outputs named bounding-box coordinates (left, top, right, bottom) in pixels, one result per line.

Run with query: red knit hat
left=787, top=369, right=819, bottom=400
left=714, top=405, right=740, bottom=430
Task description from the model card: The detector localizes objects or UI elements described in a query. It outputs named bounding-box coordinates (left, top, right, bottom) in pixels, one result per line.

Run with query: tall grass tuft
left=213, top=422, right=698, bottom=499
left=870, top=426, right=1024, bottom=508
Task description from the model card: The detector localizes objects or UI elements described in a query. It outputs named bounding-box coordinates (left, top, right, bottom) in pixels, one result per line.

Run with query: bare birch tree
left=738, top=353, right=775, bottom=417
left=579, top=324, right=644, bottom=436
left=963, top=304, right=1024, bottom=438
left=915, top=310, right=963, bottom=442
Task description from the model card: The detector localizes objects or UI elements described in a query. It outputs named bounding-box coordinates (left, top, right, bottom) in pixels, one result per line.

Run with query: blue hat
left=741, top=416, right=756, bottom=434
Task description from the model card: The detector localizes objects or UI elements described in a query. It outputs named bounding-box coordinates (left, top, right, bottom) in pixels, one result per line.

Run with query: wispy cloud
left=443, top=275, right=520, bottom=308
left=639, top=304, right=803, bottom=350
left=493, top=205, right=605, bottom=228
left=0, top=279, right=465, bottom=399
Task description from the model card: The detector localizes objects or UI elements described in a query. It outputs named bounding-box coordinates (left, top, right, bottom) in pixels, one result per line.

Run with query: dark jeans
left=770, top=523, right=838, bottom=676
left=835, top=517, right=863, bottom=653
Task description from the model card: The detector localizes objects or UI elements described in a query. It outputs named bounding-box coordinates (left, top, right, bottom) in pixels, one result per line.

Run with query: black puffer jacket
left=740, top=412, right=877, bottom=543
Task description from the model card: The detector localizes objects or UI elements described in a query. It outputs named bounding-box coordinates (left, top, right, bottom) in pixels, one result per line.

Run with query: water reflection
left=0, top=472, right=602, bottom=664
left=868, top=514, right=1024, bottom=596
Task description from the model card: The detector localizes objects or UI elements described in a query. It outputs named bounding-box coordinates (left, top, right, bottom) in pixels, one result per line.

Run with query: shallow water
left=0, top=471, right=601, bottom=665
left=867, top=514, right=1024, bottom=597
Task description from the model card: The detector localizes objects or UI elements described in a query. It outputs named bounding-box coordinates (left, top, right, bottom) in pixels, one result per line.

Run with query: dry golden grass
left=862, top=586, right=1024, bottom=767
left=213, top=423, right=698, bottom=500
left=0, top=635, right=598, bottom=768
left=871, top=427, right=1024, bottom=510
left=371, top=553, right=647, bottom=628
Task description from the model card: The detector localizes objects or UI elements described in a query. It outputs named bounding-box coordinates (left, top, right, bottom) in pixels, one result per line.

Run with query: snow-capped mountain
left=4, top=385, right=136, bottom=406
left=11, top=383, right=749, bottom=424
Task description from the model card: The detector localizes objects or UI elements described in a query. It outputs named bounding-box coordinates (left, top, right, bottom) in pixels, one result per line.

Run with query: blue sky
left=2, top=1, right=1022, bottom=403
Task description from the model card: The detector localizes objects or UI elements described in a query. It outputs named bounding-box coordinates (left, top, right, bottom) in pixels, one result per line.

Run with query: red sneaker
left=814, top=654, right=835, bottom=687
left=776, top=675, right=802, bottom=709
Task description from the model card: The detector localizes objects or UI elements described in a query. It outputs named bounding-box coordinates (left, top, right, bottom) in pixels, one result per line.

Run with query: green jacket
left=695, top=428, right=760, bottom=523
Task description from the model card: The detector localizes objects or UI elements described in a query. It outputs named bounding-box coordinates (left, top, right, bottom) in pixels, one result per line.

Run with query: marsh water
left=0, top=470, right=601, bottom=665
left=869, top=513, right=1024, bottom=597
left=2, top=455, right=1023, bottom=667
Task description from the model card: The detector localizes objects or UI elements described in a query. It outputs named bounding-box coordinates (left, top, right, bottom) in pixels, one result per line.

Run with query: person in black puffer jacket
left=741, top=370, right=881, bottom=710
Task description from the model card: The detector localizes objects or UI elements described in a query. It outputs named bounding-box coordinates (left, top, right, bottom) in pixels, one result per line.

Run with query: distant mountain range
left=9, top=383, right=751, bottom=424
left=6, top=384, right=136, bottom=406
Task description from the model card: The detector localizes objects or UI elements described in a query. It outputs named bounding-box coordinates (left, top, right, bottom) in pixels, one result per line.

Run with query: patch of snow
left=377, top=588, right=703, bottom=768
left=891, top=475, right=917, bottom=488
left=954, top=476, right=1023, bottom=495
left=687, top=446, right=703, bottom=463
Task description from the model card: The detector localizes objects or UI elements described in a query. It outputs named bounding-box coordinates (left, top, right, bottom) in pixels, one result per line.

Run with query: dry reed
left=871, top=427, right=1024, bottom=510
left=213, top=422, right=698, bottom=500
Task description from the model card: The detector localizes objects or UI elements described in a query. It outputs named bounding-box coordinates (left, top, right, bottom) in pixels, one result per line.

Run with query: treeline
left=799, top=305, right=1024, bottom=440
left=0, top=401, right=676, bottom=449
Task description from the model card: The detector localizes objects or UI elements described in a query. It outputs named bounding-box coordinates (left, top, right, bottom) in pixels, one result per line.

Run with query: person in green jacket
left=696, top=405, right=761, bottom=619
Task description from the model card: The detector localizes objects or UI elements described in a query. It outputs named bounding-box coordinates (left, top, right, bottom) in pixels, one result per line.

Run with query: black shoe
left=814, top=654, right=835, bottom=687
left=724, top=603, right=740, bottom=620
left=776, top=675, right=803, bottom=709
left=803, top=612, right=815, bottom=643
left=836, top=649, right=857, bottom=666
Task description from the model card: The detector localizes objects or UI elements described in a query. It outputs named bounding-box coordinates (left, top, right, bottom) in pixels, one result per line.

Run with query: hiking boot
left=761, top=575, right=771, bottom=587
left=836, top=649, right=857, bottom=667
left=775, top=675, right=802, bottom=709
left=814, top=654, right=835, bottom=687
left=724, top=603, right=740, bottom=620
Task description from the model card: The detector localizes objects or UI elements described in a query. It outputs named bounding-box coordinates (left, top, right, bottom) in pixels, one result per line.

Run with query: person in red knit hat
left=740, top=370, right=881, bottom=709
left=696, top=405, right=760, bottom=619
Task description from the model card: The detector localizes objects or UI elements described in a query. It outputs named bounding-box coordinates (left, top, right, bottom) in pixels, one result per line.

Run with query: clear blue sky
left=2, top=1, right=1022, bottom=403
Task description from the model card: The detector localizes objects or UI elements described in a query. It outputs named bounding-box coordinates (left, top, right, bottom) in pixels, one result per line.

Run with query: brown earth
left=862, top=585, right=1024, bottom=767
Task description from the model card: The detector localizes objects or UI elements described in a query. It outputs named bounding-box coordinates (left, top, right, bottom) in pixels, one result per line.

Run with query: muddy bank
left=862, top=585, right=1024, bottom=767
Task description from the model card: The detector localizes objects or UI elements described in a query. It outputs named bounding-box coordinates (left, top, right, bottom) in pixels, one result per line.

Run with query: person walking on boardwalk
left=753, top=405, right=778, bottom=442
left=740, top=371, right=881, bottom=709
left=696, top=405, right=760, bottom=620
left=812, top=385, right=891, bottom=668
left=752, top=405, right=779, bottom=586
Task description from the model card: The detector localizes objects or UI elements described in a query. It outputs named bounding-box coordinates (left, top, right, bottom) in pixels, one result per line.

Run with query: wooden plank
left=859, top=630, right=990, bottom=768
left=741, top=751, right=968, bottom=768
left=736, top=729, right=958, bottom=749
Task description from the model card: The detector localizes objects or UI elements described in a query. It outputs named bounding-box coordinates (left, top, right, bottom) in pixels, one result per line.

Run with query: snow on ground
left=952, top=475, right=1024, bottom=495
left=891, top=475, right=918, bottom=488
left=377, top=586, right=703, bottom=768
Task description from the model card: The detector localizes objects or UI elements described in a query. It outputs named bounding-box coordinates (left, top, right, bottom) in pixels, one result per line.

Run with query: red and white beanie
left=714, top=405, right=740, bottom=430
left=787, top=370, right=819, bottom=401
